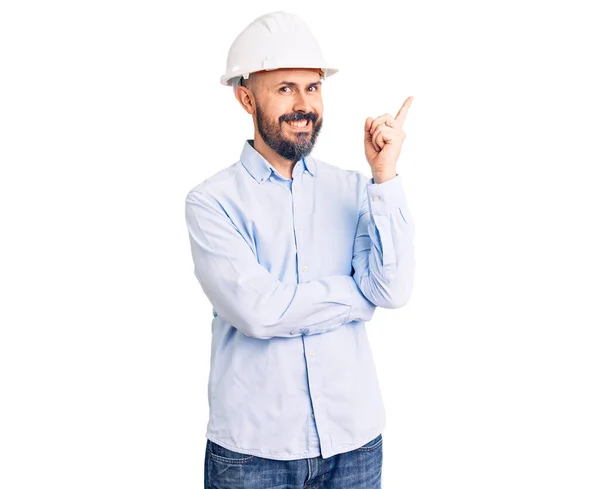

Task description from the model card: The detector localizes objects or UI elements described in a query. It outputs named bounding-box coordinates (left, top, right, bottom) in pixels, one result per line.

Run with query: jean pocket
left=357, top=433, right=383, bottom=452
left=207, top=439, right=256, bottom=465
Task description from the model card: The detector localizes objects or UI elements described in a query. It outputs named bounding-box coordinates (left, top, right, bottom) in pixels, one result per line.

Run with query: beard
left=255, top=103, right=323, bottom=162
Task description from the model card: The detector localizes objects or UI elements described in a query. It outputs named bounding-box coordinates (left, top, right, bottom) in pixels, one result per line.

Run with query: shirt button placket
left=292, top=180, right=308, bottom=281
left=306, top=344, right=322, bottom=430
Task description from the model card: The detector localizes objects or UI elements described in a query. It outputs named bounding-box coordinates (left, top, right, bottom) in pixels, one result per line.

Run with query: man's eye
left=280, top=87, right=291, bottom=93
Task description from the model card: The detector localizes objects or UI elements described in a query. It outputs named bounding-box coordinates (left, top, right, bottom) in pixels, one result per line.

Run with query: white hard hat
left=220, top=11, right=338, bottom=86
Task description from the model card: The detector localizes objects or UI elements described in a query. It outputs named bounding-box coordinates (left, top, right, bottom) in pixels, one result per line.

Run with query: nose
left=292, top=91, right=311, bottom=114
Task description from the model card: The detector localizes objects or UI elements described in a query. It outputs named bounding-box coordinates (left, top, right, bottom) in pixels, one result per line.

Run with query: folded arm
left=185, top=189, right=375, bottom=340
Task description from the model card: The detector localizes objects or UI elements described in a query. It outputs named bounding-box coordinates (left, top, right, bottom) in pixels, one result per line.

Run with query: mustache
left=279, top=111, right=319, bottom=124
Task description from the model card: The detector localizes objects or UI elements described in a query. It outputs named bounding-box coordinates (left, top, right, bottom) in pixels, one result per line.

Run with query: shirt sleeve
left=185, top=190, right=375, bottom=340
left=351, top=173, right=416, bottom=309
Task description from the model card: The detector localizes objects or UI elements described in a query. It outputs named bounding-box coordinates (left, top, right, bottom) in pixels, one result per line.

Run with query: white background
left=1, top=0, right=599, bottom=487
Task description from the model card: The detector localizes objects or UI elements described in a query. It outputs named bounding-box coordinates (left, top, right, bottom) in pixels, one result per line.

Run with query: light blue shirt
left=185, top=140, right=415, bottom=460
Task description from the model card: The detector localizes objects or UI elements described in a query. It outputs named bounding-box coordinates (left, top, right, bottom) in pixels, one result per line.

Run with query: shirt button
left=298, top=225, right=304, bottom=231
left=314, top=393, right=319, bottom=399
left=372, top=195, right=380, bottom=201
left=311, top=413, right=315, bottom=418
left=290, top=330, right=295, bottom=335
left=269, top=176, right=274, bottom=181
left=309, top=351, right=316, bottom=356
left=302, top=265, right=309, bottom=272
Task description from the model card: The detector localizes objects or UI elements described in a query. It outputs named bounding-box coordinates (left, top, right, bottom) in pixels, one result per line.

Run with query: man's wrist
left=371, top=172, right=397, bottom=184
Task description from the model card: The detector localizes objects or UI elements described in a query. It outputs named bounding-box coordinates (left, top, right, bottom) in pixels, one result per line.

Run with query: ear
left=235, top=86, right=255, bottom=115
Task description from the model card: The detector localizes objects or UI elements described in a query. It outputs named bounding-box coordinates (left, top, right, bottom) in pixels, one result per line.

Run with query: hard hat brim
left=221, top=65, right=339, bottom=86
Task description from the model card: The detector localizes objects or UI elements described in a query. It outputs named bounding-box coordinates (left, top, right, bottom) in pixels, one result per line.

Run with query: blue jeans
left=204, top=434, right=383, bottom=488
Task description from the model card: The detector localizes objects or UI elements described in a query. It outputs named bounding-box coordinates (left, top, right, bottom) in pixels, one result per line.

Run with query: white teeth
left=287, top=120, right=308, bottom=127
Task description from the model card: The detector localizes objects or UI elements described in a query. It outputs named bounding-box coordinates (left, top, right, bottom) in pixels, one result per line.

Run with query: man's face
left=250, top=69, right=324, bottom=162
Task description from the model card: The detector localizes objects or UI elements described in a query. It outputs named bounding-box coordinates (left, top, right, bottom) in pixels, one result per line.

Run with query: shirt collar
left=240, top=140, right=316, bottom=184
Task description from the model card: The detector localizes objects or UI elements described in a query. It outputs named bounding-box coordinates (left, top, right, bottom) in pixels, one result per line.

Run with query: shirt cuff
left=366, top=174, right=410, bottom=219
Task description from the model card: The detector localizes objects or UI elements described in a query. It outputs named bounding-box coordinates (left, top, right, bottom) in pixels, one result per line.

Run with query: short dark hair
left=239, top=75, right=252, bottom=88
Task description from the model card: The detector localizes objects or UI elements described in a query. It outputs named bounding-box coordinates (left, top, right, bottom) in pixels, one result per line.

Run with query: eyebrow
left=277, top=80, right=322, bottom=88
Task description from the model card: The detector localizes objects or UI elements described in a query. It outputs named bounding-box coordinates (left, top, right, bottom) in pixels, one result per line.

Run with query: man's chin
left=271, top=140, right=315, bottom=161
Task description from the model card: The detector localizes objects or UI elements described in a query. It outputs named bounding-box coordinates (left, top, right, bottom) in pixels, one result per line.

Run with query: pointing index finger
left=395, top=96, right=414, bottom=127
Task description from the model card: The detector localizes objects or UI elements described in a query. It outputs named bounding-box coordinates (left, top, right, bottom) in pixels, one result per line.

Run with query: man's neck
left=252, top=136, right=295, bottom=180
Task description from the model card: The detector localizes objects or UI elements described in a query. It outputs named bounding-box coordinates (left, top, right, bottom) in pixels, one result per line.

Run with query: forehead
left=256, top=68, right=322, bottom=86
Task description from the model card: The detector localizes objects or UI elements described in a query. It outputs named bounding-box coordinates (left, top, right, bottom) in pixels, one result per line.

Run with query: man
left=185, top=11, right=415, bottom=489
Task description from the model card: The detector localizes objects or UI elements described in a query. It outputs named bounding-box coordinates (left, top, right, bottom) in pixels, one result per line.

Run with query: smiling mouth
left=285, top=119, right=311, bottom=129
